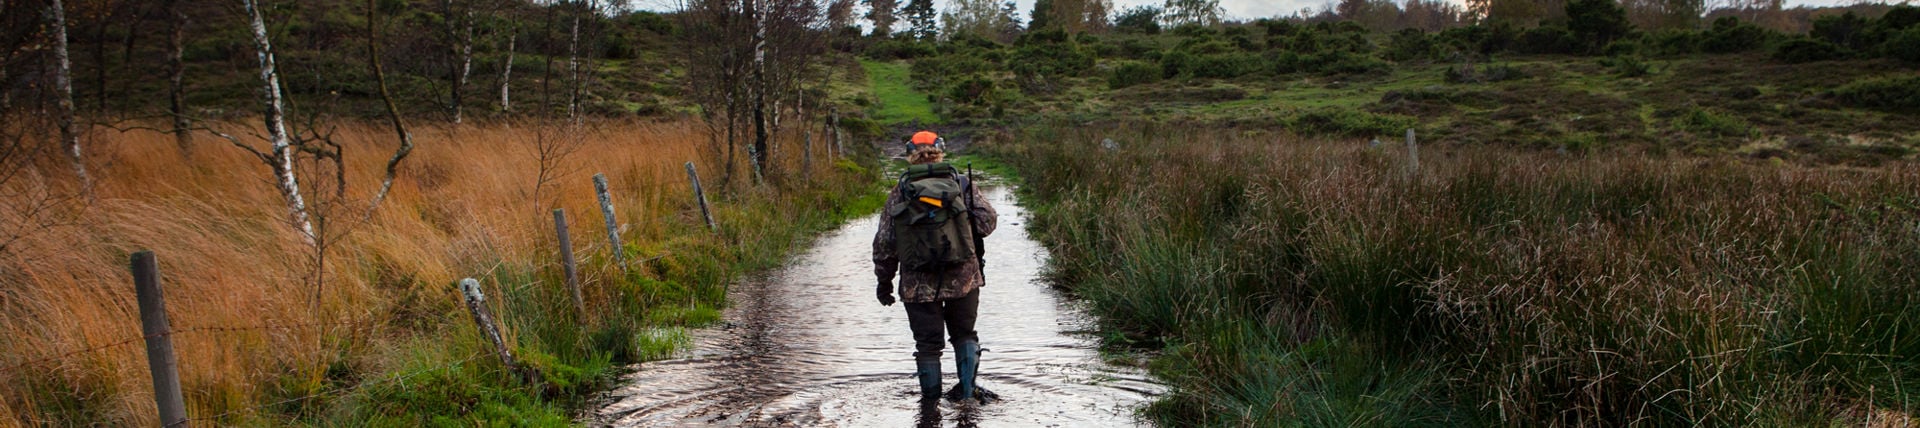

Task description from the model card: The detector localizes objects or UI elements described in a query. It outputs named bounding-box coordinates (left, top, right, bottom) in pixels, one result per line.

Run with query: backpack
left=889, top=163, right=977, bottom=273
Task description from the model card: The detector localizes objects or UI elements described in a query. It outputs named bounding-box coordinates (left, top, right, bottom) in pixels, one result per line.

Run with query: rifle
left=968, top=162, right=986, bottom=270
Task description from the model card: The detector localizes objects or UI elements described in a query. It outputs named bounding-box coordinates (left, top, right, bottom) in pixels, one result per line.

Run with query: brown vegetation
left=0, top=118, right=865, bottom=424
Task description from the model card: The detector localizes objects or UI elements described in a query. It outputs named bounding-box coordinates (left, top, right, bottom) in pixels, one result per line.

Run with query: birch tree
left=445, top=0, right=475, bottom=123
left=681, top=0, right=752, bottom=185
left=164, top=0, right=190, bottom=151
left=241, top=0, right=314, bottom=240
left=1162, top=0, right=1221, bottom=27
left=942, top=0, right=1013, bottom=40
left=368, top=0, right=413, bottom=212
left=565, top=0, right=590, bottom=120
left=749, top=0, right=768, bottom=182
left=498, top=30, right=514, bottom=112
left=48, top=0, right=90, bottom=191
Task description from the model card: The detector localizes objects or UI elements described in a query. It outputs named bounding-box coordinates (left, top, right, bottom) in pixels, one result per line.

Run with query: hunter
left=873, top=131, right=997, bottom=402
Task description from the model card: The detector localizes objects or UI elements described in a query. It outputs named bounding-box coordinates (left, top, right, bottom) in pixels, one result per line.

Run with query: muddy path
left=587, top=183, right=1161, bottom=427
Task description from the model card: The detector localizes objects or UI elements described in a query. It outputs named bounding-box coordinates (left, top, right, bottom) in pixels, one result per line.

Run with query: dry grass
left=0, top=118, right=866, bottom=425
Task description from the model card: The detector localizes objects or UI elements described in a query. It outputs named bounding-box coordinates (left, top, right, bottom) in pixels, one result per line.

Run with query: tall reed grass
left=0, top=119, right=880, bottom=425
left=989, top=124, right=1920, bottom=426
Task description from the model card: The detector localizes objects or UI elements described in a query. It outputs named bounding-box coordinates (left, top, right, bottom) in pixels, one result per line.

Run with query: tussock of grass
left=0, top=119, right=880, bottom=425
left=986, top=123, right=1920, bottom=425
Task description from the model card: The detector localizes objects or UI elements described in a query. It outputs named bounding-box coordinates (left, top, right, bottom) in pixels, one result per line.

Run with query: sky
left=629, top=0, right=1893, bottom=22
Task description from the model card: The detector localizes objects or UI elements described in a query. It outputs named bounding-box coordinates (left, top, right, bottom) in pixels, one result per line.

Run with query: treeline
left=0, top=0, right=679, bottom=122
left=867, top=1, right=1920, bottom=121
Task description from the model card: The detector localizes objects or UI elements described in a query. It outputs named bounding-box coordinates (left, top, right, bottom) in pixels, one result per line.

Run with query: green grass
left=860, top=59, right=941, bottom=126
left=988, top=123, right=1920, bottom=426
left=293, top=163, right=890, bottom=426
left=899, top=30, right=1917, bottom=163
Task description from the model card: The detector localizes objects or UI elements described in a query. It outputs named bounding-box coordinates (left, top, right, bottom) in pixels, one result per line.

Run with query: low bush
left=1445, top=61, right=1526, bottom=83
left=1674, top=107, right=1752, bottom=137
left=1883, top=27, right=1920, bottom=63
left=1772, top=37, right=1850, bottom=63
left=1010, top=41, right=1096, bottom=77
left=1600, top=55, right=1653, bottom=77
left=1812, top=12, right=1873, bottom=50
left=1703, top=17, right=1773, bottom=54
left=1385, top=29, right=1436, bottom=62
left=1516, top=25, right=1578, bottom=55
left=946, top=74, right=997, bottom=105
left=1287, top=108, right=1417, bottom=137
left=1437, top=22, right=1521, bottom=55
left=1171, top=24, right=1218, bottom=38
left=1832, top=75, right=1920, bottom=112
left=1187, top=53, right=1267, bottom=79
left=1643, top=29, right=1703, bottom=55
left=865, top=39, right=937, bottom=60
left=1108, top=61, right=1164, bottom=89
left=1602, top=38, right=1642, bottom=57
left=1275, top=51, right=1389, bottom=76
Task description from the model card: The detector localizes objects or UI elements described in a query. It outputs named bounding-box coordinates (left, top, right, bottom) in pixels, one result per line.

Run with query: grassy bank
left=861, top=59, right=942, bottom=126
left=985, top=125, right=1919, bottom=425
left=0, top=120, right=882, bottom=425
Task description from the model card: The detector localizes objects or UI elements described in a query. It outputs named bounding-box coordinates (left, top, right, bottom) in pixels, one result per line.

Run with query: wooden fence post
left=592, top=173, right=626, bottom=272
left=131, top=251, right=187, bottom=427
left=685, top=162, right=717, bottom=232
left=461, top=278, right=517, bottom=369
left=552, top=209, right=583, bottom=320
left=803, top=128, right=813, bottom=177
left=829, top=110, right=842, bottom=159
left=1405, top=128, right=1420, bottom=175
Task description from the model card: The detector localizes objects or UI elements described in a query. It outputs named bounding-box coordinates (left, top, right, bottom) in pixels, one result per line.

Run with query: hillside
left=888, top=9, right=1920, bottom=163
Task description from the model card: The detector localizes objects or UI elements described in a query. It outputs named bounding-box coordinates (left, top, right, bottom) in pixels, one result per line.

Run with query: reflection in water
left=589, top=185, right=1161, bottom=427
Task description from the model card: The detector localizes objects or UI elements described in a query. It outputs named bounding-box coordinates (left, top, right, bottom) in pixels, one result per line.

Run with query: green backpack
left=890, top=163, right=977, bottom=273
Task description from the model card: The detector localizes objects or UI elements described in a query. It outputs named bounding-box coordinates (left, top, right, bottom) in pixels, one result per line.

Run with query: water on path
left=589, top=185, right=1161, bottom=427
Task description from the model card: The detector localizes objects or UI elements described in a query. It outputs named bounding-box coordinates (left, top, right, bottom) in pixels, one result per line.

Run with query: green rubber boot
left=954, top=340, right=981, bottom=401
left=915, top=359, right=942, bottom=400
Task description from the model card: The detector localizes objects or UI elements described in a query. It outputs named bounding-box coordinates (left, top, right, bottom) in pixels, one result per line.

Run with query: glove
left=876, top=280, right=896, bottom=306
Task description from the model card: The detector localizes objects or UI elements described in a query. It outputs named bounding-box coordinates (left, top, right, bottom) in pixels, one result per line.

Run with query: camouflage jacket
left=873, top=176, right=997, bottom=303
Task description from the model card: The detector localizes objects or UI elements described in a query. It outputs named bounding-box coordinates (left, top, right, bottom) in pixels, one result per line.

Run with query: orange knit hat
left=910, top=130, right=939, bottom=145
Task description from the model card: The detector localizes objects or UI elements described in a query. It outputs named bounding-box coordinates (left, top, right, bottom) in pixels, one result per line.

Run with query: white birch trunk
left=48, top=0, right=89, bottom=190
left=749, top=0, right=768, bottom=182
left=244, top=0, right=315, bottom=241
left=166, top=0, right=191, bottom=151
left=565, top=10, right=581, bottom=119
left=450, top=0, right=474, bottom=123
left=499, top=33, right=514, bottom=112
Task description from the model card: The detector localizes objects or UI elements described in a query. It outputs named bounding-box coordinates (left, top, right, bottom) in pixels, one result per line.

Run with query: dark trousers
left=904, top=289, right=979, bottom=360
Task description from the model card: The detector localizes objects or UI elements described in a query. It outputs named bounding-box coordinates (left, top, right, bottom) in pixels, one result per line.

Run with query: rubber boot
left=915, top=359, right=942, bottom=400
left=954, top=340, right=981, bottom=401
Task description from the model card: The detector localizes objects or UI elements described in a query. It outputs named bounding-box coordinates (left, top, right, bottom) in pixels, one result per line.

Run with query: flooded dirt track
left=589, top=185, right=1161, bottom=427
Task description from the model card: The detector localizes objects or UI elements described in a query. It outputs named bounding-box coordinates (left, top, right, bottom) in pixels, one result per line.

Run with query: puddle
left=588, top=184, right=1161, bottom=427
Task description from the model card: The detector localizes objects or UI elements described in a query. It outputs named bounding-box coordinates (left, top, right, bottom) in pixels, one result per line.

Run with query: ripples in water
left=589, top=186, right=1161, bottom=427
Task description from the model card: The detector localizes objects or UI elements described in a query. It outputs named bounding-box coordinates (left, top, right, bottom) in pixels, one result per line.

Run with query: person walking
left=873, top=131, right=997, bottom=402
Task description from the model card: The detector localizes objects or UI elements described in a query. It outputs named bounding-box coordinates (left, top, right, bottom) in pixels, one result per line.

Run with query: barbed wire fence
left=0, top=168, right=685, bottom=425
left=0, top=252, right=528, bottom=427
